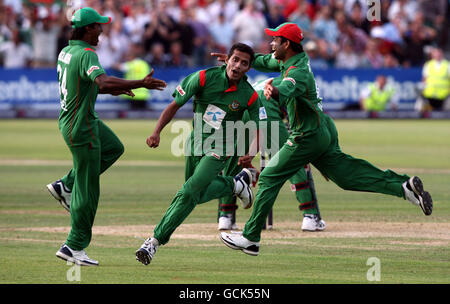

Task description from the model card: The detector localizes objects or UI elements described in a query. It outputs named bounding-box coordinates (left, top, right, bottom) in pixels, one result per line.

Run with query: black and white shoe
left=46, top=180, right=71, bottom=212
left=301, top=214, right=326, bottom=231
left=233, top=169, right=254, bottom=209
left=56, top=244, right=99, bottom=266
left=218, top=214, right=239, bottom=230
left=402, top=176, right=433, bottom=216
left=136, top=237, right=159, bottom=266
left=220, top=232, right=259, bottom=256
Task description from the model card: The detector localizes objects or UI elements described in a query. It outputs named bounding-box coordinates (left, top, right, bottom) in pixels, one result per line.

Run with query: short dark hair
left=280, top=37, right=304, bottom=53
left=228, top=43, right=255, bottom=65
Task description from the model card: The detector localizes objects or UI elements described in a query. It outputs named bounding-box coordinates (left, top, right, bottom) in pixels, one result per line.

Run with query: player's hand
left=146, top=133, right=160, bottom=148
left=263, top=78, right=274, bottom=100
left=238, top=155, right=254, bottom=168
left=143, top=69, right=167, bottom=91
left=211, top=52, right=228, bottom=62
left=110, top=89, right=135, bottom=97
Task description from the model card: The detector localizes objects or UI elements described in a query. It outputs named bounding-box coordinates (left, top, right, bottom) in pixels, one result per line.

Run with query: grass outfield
left=0, top=119, right=449, bottom=284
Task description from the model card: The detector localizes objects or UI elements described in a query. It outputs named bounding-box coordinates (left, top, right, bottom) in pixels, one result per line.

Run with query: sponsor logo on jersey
left=259, top=106, right=267, bottom=120
left=87, top=65, right=100, bottom=76
left=176, top=85, right=186, bottom=96
left=228, top=100, right=240, bottom=111
left=203, top=104, right=226, bottom=130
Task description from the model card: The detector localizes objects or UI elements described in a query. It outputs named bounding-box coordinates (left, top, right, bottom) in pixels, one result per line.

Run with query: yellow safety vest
left=423, top=59, right=450, bottom=100
left=122, top=59, right=151, bottom=100
left=364, top=83, right=395, bottom=112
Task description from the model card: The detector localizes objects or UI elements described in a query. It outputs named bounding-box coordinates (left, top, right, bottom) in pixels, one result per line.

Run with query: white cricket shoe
left=402, top=176, right=432, bottom=216
left=233, top=169, right=254, bottom=209
left=302, top=214, right=326, bottom=232
left=220, top=232, right=259, bottom=256
left=136, top=237, right=159, bottom=265
left=218, top=214, right=238, bottom=230
left=46, top=179, right=71, bottom=212
left=56, top=244, right=99, bottom=266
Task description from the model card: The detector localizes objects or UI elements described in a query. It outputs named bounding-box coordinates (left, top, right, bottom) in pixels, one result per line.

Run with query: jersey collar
left=220, top=64, right=248, bottom=93
left=280, top=52, right=306, bottom=70
left=69, top=40, right=96, bottom=50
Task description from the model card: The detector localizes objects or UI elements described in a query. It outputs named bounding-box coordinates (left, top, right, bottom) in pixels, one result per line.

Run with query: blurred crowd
left=0, top=0, right=449, bottom=70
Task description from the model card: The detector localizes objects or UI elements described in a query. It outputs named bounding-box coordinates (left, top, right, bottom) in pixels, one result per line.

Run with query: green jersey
left=173, top=65, right=260, bottom=157
left=252, top=52, right=324, bottom=136
left=56, top=40, right=105, bottom=147
left=252, top=77, right=286, bottom=122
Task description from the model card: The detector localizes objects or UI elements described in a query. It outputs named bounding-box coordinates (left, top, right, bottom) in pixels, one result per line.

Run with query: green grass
left=0, top=119, right=449, bottom=284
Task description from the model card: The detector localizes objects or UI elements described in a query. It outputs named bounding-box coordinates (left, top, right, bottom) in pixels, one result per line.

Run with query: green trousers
left=243, top=115, right=409, bottom=242
left=218, top=119, right=321, bottom=218
left=61, top=120, right=124, bottom=250
left=154, top=153, right=235, bottom=245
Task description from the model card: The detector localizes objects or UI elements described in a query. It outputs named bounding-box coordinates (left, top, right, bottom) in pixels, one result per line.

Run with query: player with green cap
left=220, top=22, right=433, bottom=256
left=47, top=7, right=166, bottom=266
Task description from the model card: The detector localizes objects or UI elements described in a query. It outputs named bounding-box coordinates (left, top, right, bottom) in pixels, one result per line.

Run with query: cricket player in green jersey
left=220, top=23, right=433, bottom=256
left=217, top=76, right=326, bottom=232
left=47, top=7, right=166, bottom=266
left=135, top=43, right=260, bottom=266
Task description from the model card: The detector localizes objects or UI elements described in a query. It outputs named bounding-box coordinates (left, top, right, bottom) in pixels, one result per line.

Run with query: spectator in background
left=186, top=5, right=212, bottom=67
left=304, top=40, right=329, bottom=70
left=166, top=40, right=190, bottom=67
left=115, top=43, right=151, bottom=109
left=287, top=0, right=311, bottom=41
left=165, top=0, right=183, bottom=22
left=420, top=47, right=450, bottom=111
left=31, top=8, right=59, bottom=67
left=122, top=2, right=149, bottom=44
left=143, top=3, right=179, bottom=53
left=388, top=0, right=418, bottom=23
left=96, top=23, right=120, bottom=69
left=232, top=0, right=267, bottom=52
left=348, top=1, right=370, bottom=35
left=145, top=42, right=170, bottom=68
left=173, top=10, right=195, bottom=60
left=264, top=2, right=286, bottom=29
left=360, top=38, right=384, bottom=68
left=383, top=53, right=400, bottom=68
left=401, top=13, right=436, bottom=67
left=207, top=0, right=239, bottom=24
left=335, top=42, right=360, bottom=69
left=417, top=0, right=448, bottom=48
left=210, top=12, right=234, bottom=54
left=311, top=5, right=339, bottom=49
left=0, top=28, right=32, bottom=68
left=336, top=11, right=368, bottom=54
left=359, top=75, right=398, bottom=114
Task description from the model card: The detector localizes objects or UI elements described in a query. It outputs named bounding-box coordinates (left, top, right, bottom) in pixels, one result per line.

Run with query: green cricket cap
left=71, top=7, right=111, bottom=29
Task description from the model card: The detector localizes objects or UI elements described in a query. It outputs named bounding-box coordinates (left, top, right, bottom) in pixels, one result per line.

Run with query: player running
left=135, top=43, right=261, bottom=266
left=47, top=7, right=166, bottom=266
left=217, top=76, right=325, bottom=232
left=219, top=23, right=433, bottom=256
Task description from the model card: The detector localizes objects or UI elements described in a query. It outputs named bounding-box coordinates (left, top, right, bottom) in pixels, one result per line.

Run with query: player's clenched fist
left=143, top=69, right=167, bottom=91
left=146, top=133, right=160, bottom=148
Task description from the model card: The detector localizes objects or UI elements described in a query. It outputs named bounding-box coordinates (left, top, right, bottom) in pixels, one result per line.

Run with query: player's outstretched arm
left=95, top=69, right=166, bottom=95
left=211, top=52, right=228, bottom=63
left=146, top=100, right=180, bottom=148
